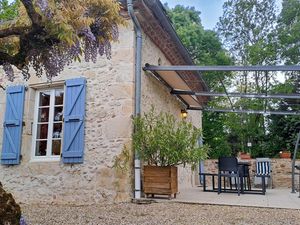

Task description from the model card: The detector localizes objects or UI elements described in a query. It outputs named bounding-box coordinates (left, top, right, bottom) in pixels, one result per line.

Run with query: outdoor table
left=238, top=161, right=251, bottom=191
left=214, top=161, right=250, bottom=190
left=200, top=160, right=268, bottom=195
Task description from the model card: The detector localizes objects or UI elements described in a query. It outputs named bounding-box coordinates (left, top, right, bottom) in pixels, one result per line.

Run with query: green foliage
left=209, top=0, right=283, bottom=158
left=38, top=0, right=125, bottom=47
left=277, top=0, right=300, bottom=64
left=203, top=112, right=231, bottom=159
left=167, top=2, right=300, bottom=160
left=112, top=145, right=132, bottom=173
left=272, top=0, right=300, bottom=154
left=132, top=109, right=209, bottom=168
left=166, top=5, right=234, bottom=159
left=267, top=115, right=299, bottom=151
left=0, top=0, right=19, bottom=21
left=217, top=0, right=278, bottom=65
left=167, top=5, right=232, bottom=67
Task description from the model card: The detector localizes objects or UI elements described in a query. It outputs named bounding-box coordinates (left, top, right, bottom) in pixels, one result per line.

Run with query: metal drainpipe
left=127, top=0, right=142, bottom=199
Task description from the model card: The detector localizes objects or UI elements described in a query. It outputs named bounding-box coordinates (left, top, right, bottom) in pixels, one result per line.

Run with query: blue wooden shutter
left=62, top=78, right=86, bottom=163
left=1, top=85, right=25, bottom=165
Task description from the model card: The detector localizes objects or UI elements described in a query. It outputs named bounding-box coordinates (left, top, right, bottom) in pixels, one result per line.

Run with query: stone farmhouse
left=0, top=0, right=207, bottom=204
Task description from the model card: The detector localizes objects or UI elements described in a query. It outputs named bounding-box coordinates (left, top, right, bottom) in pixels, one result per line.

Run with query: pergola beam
left=144, top=64, right=300, bottom=72
left=146, top=63, right=300, bottom=115
left=198, top=108, right=300, bottom=116
left=171, top=89, right=300, bottom=99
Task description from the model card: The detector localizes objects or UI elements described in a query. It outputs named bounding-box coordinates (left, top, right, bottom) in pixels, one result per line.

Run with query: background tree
left=267, top=0, right=300, bottom=155
left=167, top=1, right=300, bottom=158
left=166, top=5, right=233, bottom=158
left=167, top=5, right=231, bottom=67
left=216, top=0, right=279, bottom=157
left=217, top=0, right=278, bottom=113
left=0, top=0, right=125, bottom=81
left=277, top=0, right=300, bottom=65
left=217, top=0, right=278, bottom=65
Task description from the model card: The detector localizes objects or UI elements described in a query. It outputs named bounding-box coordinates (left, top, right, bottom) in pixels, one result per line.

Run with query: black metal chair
left=218, top=156, right=242, bottom=196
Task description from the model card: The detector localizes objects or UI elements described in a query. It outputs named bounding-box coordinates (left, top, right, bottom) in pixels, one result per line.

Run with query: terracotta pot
left=280, top=151, right=291, bottom=159
left=239, top=152, right=251, bottom=160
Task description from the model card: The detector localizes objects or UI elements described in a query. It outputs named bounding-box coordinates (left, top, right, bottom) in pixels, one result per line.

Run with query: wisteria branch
left=0, top=51, right=26, bottom=69
left=20, top=0, right=42, bottom=27
left=0, top=26, right=31, bottom=38
left=0, top=0, right=122, bottom=81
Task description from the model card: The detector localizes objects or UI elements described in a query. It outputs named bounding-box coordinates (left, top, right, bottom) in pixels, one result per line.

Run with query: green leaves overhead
left=0, top=0, right=19, bottom=21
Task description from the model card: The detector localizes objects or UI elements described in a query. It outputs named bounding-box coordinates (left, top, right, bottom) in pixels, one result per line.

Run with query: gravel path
left=22, top=202, right=300, bottom=225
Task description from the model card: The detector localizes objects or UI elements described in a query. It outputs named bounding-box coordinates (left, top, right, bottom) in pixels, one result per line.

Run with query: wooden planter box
left=143, top=165, right=178, bottom=199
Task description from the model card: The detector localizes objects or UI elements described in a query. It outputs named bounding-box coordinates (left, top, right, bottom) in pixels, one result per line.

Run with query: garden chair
left=218, top=156, right=242, bottom=196
left=254, top=158, right=273, bottom=188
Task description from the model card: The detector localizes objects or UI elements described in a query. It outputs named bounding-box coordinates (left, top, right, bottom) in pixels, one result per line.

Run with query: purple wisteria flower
left=20, top=215, right=27, bottom=225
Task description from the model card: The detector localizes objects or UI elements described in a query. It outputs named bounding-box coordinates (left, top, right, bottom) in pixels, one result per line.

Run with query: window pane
left=53, top=123, right=62, bottom=138
left=39, top=92, right=50, bottom=106
left=52, top=140, right=61, bottom=156
left=35, top=141, right=47, bottom=156
left=55, top=90, right=64, bottom=105
left=36, top=124, right=48, bottom=139
left=38, top=108, right=49, bottom=122
left=33, top=88, right=64, bottom=159
left=54, top=107, right=63, bottom=122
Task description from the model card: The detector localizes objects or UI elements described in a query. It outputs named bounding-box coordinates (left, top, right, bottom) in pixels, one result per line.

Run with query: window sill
left=30, top=157, right=61, bottom=163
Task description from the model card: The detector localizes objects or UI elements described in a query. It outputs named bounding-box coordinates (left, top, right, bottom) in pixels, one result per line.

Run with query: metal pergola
left=144, top=64, right=300, bottom=72
left=143, top=64, right=300, bottom=115
left=144, top=63, right=300, bottom=194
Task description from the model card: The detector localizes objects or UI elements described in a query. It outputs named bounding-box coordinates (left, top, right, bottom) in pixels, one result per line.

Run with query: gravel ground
left=22, top=202, right=300, bottom=225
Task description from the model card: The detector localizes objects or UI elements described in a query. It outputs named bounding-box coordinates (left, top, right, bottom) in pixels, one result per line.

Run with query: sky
left=162, top=0, right=226, bottom=30
left=6, top=0, right=282, bottom=30
left=162, top=0, right=282, bottom=30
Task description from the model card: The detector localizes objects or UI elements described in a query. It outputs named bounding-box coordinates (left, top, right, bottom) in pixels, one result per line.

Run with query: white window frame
left=31, top=88, right=64, bottom=162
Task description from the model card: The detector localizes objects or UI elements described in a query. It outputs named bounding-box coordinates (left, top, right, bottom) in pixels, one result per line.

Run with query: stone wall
left=0, top=20, right=205, bottom=205
left=141, top=32, right=202, bottom=190
left=0, top=24, right=135, bottom=205
left=203, top=158, right=300, bottom=188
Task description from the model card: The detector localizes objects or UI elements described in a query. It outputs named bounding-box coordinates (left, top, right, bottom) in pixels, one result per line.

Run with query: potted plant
left=133, top=109, right=209, bottom=198
left=238, top=152, right=251, bottom=160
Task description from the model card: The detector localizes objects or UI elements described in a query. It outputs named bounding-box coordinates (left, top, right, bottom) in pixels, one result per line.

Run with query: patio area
left=169, top=187, right=300, bottom=209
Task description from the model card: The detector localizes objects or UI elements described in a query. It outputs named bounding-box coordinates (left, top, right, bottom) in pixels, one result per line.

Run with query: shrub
left=133, top=109, right=209, bottom=168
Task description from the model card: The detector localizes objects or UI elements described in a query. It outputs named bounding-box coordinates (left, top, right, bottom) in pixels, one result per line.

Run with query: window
left=1, top=78, right=86, bottom=165
left=32, top=88, right=64, bottom=160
